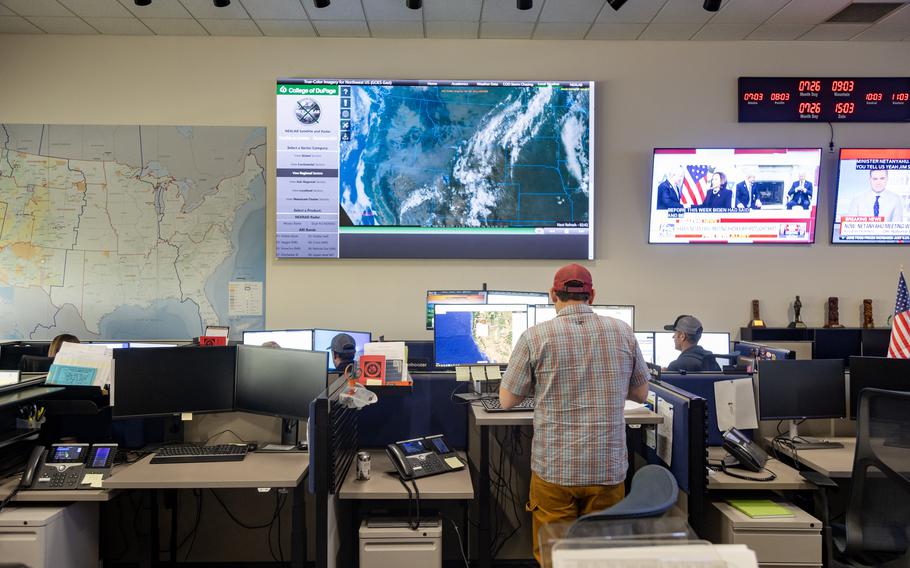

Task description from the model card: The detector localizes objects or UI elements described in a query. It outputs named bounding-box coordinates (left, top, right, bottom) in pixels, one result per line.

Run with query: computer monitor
left=486, top=290, right=550, bottom=305
left=848, top=356, right=910, bottom=419
left=758, top=359, right=846, bottom=426
left=813, top=328, right=862, bottom=365
left=425, top=290, right=487, bottom=330
left=532, top=305, right=634, bottom=328
left=861, top=329, right=891, bottom=357
left=635, top=332, right=655, bottom=365
left=242, top=330, right=314, bottom=351
left=433, top=304, right=529, bottom=367
left=234, top=345, right=327, bottom=421
left=88, top=342, right=129, bottom=349
left=312, top=329, right=372, bottom=371
left=128, top=342, right=178, bottom=348
left=112, top=346, right=236, bottom=418
left=731, top=341, right=793, bottom=361
left=654, top=332, right=730, bottom=368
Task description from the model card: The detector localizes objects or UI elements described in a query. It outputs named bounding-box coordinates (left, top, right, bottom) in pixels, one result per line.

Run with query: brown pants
left=527, top=471, right=625, bottom=564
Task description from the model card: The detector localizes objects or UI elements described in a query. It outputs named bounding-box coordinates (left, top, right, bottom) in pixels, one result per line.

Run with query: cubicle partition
left=641, top=381, right=708, bottom=534
left=659, top=373, right=753, bottom=446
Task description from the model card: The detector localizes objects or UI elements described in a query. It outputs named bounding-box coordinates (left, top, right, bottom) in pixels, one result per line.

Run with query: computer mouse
left=246, top=442, right=258, bottom=452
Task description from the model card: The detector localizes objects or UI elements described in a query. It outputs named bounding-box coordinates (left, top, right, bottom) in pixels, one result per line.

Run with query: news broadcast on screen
left=649, top=148, right=822, bottom=244
left=832, top=149, right=910, bottom=244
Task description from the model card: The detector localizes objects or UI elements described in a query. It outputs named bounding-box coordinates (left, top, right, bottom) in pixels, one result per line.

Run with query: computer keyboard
left=480, top=397, right=535, bottom=412
left=150, top=444, right=248, bottom=464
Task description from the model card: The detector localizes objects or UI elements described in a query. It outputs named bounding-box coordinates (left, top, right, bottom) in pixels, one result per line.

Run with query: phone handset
left=386, top=443, right=414, bottom=480
left=20, top=446, right=46, bottom=488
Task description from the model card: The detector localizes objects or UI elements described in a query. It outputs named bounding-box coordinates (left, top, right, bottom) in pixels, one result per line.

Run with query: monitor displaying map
left=433, top=304, right=529, bottom=366
left=0, top=124, right=266, bottom=341
left=276, top=79, right=595, bottom=259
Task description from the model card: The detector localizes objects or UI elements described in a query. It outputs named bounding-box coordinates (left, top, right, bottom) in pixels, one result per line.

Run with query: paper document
left=553, top=543, right=758, bottom=568
left=228, top=281, right=263, bottom=316
left=81, top=473, right=104, bottom=489
left=364, top=341, right=410, bottom=382
left=47, top=343, right=113, bottom=388
left=714, top=378, right=758, bottom=432
left=656, top=397, right=674, bottom=466
left=624, top=400, right=648, bottom=413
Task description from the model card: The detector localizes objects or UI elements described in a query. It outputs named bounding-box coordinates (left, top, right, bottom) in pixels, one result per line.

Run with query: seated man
left=664, top=315, right=720, bottom=372
left=331, top=333, right=357, bottom=376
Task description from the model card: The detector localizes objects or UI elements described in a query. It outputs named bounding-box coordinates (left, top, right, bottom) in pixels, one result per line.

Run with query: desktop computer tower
left=359, top=518, right=442, bottom=568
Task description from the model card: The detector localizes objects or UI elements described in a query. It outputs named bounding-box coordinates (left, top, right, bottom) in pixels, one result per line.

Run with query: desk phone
left=22, top=443, right=118, bottom=490
left=386, top=434, right=464, bottom=480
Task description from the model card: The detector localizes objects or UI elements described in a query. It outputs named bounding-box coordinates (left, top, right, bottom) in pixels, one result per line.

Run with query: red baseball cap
left=552, top=263, right=593, bottom=294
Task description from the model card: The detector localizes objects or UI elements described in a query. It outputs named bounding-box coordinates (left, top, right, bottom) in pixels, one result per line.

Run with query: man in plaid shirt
left=499, top=264, right=650, bottom=562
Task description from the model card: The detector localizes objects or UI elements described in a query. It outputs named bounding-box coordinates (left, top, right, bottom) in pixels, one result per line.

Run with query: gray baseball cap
left=330, top=333, right=357, bottom=358
left=664, top=315, right=703, bottom=336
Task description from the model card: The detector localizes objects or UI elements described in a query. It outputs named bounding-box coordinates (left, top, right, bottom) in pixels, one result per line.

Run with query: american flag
left=682, top=164, right=712, bottom=206
left=888, top=271, right=910, bottom=358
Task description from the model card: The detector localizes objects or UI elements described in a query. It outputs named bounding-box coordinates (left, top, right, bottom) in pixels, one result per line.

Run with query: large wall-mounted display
left=832, top=148, right=910, bottom=244
left=649, top=148, right=822, bottom=244
left=276, top=79, right=594, bottom=259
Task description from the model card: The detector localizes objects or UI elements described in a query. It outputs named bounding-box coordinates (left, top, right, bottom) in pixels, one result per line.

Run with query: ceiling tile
left=539, top=0, right=605, bottom=23
left=199, top=18, right=262, bottom=35
left=850, top=24, right=910, bottom=41
left=306, top=0, right=366, bottom=21
left=239, top=0, right=308, bottom=19
left=585, top=22, right=646, bottom=39
left=180, top=0, right=251, bottom=19
left=124, top=1, right=191, bottom=18
left=799, top=23, right=871, bottom=40
left=141, top=17, right=207, bottom=34
left=312, top=19, right=370, bottom=36
left=766, top=0, right=852, bottom=25
left=0, top=5, right=12, bottom=15
left=533, top=21, right=589, bottom=39
left=652, top=0, right=726, bottom=24
left=369, top=20, right=423, bottom=37
left=746, top=23, right=813, bottom=40
left=596, top=0, right=666, bottom=24
left=423, top=0, right=482, bottom=21
left=0, top=0, right=73, bottom=17
left=638, top=20, right=703, bottom=39
left=364, top=0, right=423, bottom=22
left=0, top=15, right=43, bottom=32
left=691, top=22, right=757, bottom=40
left=425, top=19, right=477, bottom=38
left=256, top=18, right=317, bottom=36
left=58, top=0, right=132, bottom=18
left=480, top=21, right=534, bottom=38
left=85, top=16, right=153, bottom=34
left=707, top=0, right=790, bottom=24
left=877, top=4, right=910, bottom=27
left=26, top=16, right=99, bottom=33
left=482, top=0, right=541, bottom=23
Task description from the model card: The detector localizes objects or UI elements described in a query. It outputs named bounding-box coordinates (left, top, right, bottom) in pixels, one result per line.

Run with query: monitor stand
left=787, top=420, right=843, bottom=449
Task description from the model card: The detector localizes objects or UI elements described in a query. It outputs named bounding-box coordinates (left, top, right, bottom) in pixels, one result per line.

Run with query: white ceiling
left=0, top=0, right=909, bottom=41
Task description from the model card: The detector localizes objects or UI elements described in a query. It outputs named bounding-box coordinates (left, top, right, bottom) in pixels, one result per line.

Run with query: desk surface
left=102, top=452, right=309, bottom=489
left=470, top=404, right=663, bottom=426
left=765, top=436, right=855, bottom=479
left=0, top=475, right=116, bottom=502
left=339, top=450, right=474, bottom=500
left=707, top=447, right=814, bottom=490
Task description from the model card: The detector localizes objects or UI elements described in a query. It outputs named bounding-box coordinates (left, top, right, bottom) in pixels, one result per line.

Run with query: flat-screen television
left=276, top=79, right=595, bottom=259
left=832, top=148, right=910, bottom=244
left=649, top=148, right=822, bottom=244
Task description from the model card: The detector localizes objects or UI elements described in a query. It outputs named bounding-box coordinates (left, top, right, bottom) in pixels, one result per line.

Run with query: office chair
left=18, top=355, right=53, bottom=373
left=566, top=464, right=678, bottom=537
left=833, top=388, right=910, bottom=567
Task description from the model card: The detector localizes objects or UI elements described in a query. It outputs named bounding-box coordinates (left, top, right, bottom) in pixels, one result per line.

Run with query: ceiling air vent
left=826, top=2, right=905, bottom=23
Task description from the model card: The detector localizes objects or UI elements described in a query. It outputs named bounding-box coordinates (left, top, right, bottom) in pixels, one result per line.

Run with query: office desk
left=469, top=405, right=663, bottom=568
left=339, top=450, right=473, bottom=500
left=706, top=447, right=814, bottom=491
left=0, top=476, right=117, bottom=502
left=764, top=437, right=855, bottom=478
left=103, top=452, right=309, bottom=568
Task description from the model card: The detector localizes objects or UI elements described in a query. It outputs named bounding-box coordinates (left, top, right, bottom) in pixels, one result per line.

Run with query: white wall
left=1, top=35, right=909, bottom=340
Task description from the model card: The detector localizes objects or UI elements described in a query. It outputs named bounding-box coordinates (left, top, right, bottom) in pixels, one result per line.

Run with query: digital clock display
left=739, top=77, right=910, bottom=123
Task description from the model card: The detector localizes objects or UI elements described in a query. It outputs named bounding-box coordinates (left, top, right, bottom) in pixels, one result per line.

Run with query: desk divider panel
left=659, top=373, right=753, bottom=447
left=642, top=380, right=708, bottom=534
left=357, top=372, right=467, bottom=448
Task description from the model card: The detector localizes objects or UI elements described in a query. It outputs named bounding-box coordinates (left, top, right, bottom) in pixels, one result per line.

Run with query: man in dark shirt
left=664, top=315, right=720, bottom=372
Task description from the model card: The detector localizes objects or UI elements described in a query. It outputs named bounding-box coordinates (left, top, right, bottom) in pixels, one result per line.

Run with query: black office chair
left=833, top=388, right=910, bottom=567
left=18, top=355, right=53, bottom=373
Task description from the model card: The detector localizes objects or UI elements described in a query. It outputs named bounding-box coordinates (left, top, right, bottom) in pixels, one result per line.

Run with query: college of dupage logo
left=295, top=98, right=321, bottom=125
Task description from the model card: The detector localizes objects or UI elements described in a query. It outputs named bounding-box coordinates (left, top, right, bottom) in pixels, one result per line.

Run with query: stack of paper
left=553, top=543, right=758, bottom=567
left=47, top=342, right=114, bottom=388
left=363, top=341, right=411, bottom=384
left=624, top=400, right=649, bottom=413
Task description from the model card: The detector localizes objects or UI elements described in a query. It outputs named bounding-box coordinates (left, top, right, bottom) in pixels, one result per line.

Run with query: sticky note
left=455, top=366, right=470, bottom=382
left=365, top=379, right=382, bottom=386
left=470, top=366, right=486, bottom=381
left=82, top=473, right=104, bottom=488
left=181, top=412, right=193, bottom=421
left=485, top=366, right=502, bottom=380
left=445, top=457, right=464, bottom=469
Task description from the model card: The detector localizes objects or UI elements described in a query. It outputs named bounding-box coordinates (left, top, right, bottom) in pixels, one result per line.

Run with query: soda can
left=356, top=451, right=371, bottom=480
